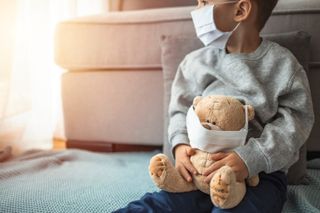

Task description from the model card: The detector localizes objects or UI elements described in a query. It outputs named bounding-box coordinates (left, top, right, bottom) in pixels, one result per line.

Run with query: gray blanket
left=0, top=148, right=319, bottom=213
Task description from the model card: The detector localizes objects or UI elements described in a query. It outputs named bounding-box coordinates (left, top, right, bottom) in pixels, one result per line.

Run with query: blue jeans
left=114, top=171, right=287, bottom=213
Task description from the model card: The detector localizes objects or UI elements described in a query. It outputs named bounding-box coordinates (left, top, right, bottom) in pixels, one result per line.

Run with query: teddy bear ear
left=193, top=96, right=202, bottom=108
left=245, top=105, right=255, bottom=120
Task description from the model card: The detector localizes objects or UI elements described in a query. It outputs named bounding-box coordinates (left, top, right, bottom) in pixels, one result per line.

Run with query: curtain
left=0, top=0, right=108, bottom=155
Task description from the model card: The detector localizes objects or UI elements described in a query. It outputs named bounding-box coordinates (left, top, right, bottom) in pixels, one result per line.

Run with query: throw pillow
left=161, top=31, right=311, bottom=185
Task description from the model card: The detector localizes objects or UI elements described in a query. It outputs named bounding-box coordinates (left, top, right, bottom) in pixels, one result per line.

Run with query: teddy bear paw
left=149, top=154, right=169, bottom=178
left=210, top=166, right=234, bottom=208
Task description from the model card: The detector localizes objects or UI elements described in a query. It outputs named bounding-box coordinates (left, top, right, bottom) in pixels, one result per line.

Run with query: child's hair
left=253, top=0, right=279, bottom=31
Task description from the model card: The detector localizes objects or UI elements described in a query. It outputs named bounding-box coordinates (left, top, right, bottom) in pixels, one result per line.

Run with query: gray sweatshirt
left=168, top=39, right=315, bottom=177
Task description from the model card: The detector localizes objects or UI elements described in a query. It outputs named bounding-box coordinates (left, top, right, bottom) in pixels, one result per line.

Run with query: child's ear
left=234, top=0, right=252, bottom=22
left=193, top=96, right=202, bottom=108
left=245, top=105, right=255, bottom=120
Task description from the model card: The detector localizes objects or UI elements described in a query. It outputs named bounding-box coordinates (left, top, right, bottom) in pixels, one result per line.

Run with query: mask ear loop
left=244, top=105, right=248, bottom=130
left=231, top=21, right=241, bottom=33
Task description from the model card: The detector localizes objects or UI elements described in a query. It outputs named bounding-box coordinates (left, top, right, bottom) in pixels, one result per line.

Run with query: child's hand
left=174, top=144, right=198, bottom=182
left=203, top=152, right=249, bottom=183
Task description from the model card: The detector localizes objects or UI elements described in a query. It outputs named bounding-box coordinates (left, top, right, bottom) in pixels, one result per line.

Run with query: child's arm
left=234, top=66, right=315, bottom=178
left=168, top=59, right=198, bottom=154
left=168, top=58, right=203, bottom=181
left=203, top=65, right=314, bottom=181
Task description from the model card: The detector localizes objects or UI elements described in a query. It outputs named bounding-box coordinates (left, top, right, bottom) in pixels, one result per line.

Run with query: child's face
left=197, top=0, right=239, bottom=32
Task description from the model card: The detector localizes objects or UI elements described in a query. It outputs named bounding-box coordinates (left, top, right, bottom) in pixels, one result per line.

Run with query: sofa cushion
left=161, top=31, right=311, bottom=185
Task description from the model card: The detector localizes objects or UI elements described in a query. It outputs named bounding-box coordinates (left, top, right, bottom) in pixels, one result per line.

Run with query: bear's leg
left=210, top=166, right=246, bottom=209
left=149, top=153, right=197, bottom=193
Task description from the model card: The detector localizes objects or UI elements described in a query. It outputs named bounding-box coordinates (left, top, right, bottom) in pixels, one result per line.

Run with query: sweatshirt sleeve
left=168, top=58, right=201, bottom=156
left=234, top=66, right=315, bottom=177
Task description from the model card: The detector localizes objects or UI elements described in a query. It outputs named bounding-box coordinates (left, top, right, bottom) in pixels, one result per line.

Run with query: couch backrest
left=109, top=0, right=195, bottom=11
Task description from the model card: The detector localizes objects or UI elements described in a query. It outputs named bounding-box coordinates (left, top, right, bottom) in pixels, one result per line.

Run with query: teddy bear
left=149, top=95, right=259, bottom=209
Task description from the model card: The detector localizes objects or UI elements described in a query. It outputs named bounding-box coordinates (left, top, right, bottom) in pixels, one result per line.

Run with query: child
left=115, top=0, right=314, bottom=212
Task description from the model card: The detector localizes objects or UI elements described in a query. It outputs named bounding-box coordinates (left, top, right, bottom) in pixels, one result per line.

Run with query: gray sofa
left=55, top=0, right=320, bottom=156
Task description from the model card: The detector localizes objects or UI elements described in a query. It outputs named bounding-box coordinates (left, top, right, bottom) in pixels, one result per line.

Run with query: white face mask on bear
left=186, top=105, right=248, bottom=153
left=191, top=3, right=240, bottom=48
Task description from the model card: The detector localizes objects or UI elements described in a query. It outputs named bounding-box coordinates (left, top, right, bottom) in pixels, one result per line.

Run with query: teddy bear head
left=192, top=95, right=255, bottom=131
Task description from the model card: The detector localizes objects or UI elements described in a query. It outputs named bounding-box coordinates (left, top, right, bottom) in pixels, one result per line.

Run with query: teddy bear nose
left=201, top=122, right=222, bottom=131
left=202, top=123, right=212, bottom=130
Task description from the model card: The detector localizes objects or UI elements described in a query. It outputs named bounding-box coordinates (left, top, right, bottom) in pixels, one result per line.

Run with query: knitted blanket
left=0, top=148, right=319, bottom=213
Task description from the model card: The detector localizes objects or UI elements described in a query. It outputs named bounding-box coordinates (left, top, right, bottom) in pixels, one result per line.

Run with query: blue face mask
left=191, top=3, right=240, bottom=49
